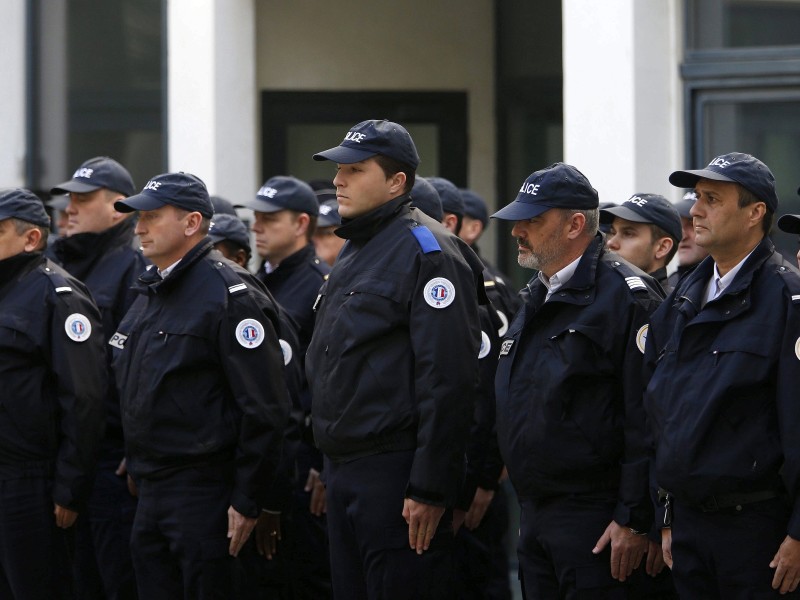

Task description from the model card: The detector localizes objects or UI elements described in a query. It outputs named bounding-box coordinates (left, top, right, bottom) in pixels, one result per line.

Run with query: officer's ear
left=183, top=211, right=204, bottom=237
left=565, top=211, right=587, bottom=240
left=745, top=201, right=767, bottom=231
left=22, top=226, right=43, bottom=252
left=654, top=236, right=674, bottom=261
left=387, top=172, right=406, bottom=195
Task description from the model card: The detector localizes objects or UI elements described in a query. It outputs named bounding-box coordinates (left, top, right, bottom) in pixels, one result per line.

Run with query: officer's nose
left=65, top=194, right=78, bottom=214
left=606, top=233, right=620, bottom=250
left=511, top=221, right=525, bottom=237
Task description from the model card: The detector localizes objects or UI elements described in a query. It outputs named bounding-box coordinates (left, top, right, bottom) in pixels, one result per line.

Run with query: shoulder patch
left=608, top=258, right=652, bottom=295
left=65, top=313, right=92, bottom=342
left=635, top=324, right=649, bottom=354
left=478, top=331, right=491, bottom=359
left=499, top=339, right=514, bottom=356
left=236, top=319, right=265, bottom=349
left=108, top=331, right=128, bottom=350
left=410, top=225, right=441, bottom=254
left=279, top=339, right=293, bottom=365
left=228, top=283, right=248, bottom=295
left=625, top=276, right=647, bottom=292
left=496, top=309, right=509, bottom=337
left=424, top=277, right=456, bottom=308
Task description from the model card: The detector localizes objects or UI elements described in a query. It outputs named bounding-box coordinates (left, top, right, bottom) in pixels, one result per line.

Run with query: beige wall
left=255, top=0, right=496, bottom=217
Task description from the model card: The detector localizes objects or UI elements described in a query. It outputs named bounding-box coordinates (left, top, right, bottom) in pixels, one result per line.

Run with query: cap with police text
left=669, top=152, right=778, bottom=212
left=600, top=194, right=682, bottom=243
left=428, top=177, right=464, bottom=217
left=0, top=188, right=51, bottom=227
left=675, top=191, right=696, bottom=219
left=492, top=163, right=599, bottom=221
left=236, top=176, right=319, bottom=216
left=50, top=156, right=136, bottom=197
left=114, top=172, right=213, bottom=218
left=317, top=200, right=341, bottom=228
left=460, top=189, right=489, bottom=227
left=313, top=119, right=420, bottom=170
left=208, top=214, right=250, bottom=250
left=411, top=177, right=443, bottom=222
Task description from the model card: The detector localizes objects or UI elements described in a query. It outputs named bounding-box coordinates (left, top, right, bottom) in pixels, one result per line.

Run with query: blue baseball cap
left=674, top=191, right=696, bottom=219
left=51, top=156, right=136, bottom=197
left=460, top=189, right=489, bottom=227
left=115, top=172, right=213, bottom=218
left=210, top=195, right=238, bottom=216
left=600, top=194, right=682, bottom=243
left=208, top=213, right=250, bottom=250
left=317, top=200, right=341, bottom=228
left=411, top=177, right=443, bottom=222
left=669, top=152, right=778, bottom=212
left=236, top=176, right=319, bottom=216
left=428, top=177, right=464, bottom=217
left=492, top=163, right=599, bottom=221
left=0, top=188, right=51, bottom=227
left=313, top=119, right=420, bottom=169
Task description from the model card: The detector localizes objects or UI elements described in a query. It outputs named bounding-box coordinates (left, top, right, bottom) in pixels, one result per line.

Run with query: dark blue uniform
left=51, top=217, right=146, bottom=599
left=306, top=195, right=484, bottom=599
left=111, top=239, right=290, bottom=598
left=644, top=237, right=800, bottom=598
left=495, top=234, right=663, bottom=598
left=0, top=252, right=105, bottom=599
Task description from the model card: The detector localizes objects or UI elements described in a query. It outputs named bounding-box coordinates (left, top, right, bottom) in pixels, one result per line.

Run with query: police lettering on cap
left=492, top=163, right=599, bottom=221
left=460, top=189, right=489, bottom=227
left=50, top=156, right=136, bottom=197
left=599, top=194, right=682, bottom=243
left=668, top=152, right=778, bottom=212
left=208, top=214, right=251, bottom=250
left=317, top=200, right=342, bottom=228
left=313, top=119, right=420, bottom=170
left=428, top=177, right=464, bottom=217
left=236, top=176, right=319, bottom=216
left=411, top=177, right=444, bottom=222
left=0, top=188, right=51, bottom=228
left=114, top=172, right=213, bottom=218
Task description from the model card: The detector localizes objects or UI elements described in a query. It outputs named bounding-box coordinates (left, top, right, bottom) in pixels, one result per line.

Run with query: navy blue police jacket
left=643, top=236, right=800, bottom=538
left=111, top=238, right=290, bottom=518
left=306, top=194, right=484, bottom=507
left=0, top=252, right=106, bottom=511
left=50, top=218, right=147, bottom=448
left=495, top=234, right=663, bottom=531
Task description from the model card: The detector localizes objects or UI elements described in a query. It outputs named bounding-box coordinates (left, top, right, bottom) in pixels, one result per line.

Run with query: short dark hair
left=215, top=239, right=251, bottom=264
left=738, top=184, right=773, bottom=235
left=9, top=218, right=48, bottom=250
left=647, top=224, right=679, bottom=265
left=372, top=155, right=416, bottom=194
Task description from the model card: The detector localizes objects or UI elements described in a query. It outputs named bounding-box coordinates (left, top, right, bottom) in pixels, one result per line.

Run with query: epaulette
left=775, top=263, right=800, bottom=305
left=210, top=259, right=250, bottom=297
left=42, top=264, right=73, bottom=295
left=607, top=258, right=651, bottom=295
left=406, top=221, right=441, bottom=254
left=484, top=279, right=497, bottom=289
left=309, top=257, right=330, bottom=278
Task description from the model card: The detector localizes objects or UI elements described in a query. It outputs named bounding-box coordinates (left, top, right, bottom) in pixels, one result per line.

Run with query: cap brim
left=778, top=214, right=800, bottom=234
left=669, top=168, right=736, bottom=188
left=47, top=197, right=70, bottom=211
left=313, top=146, right=377, bottom=164
left=599, top=205, right=647, bottom=225
left=50, top=180, right=102, bottom=195
left=491, top=201, right=552, bottom=221
left=114, top=193, right=167, bottom=213
left=318, top=217, right=340, bottom=228
left=233, top=198, right=285, bottom=213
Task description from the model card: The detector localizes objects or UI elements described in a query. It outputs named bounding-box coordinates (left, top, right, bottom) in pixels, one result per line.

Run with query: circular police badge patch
left=65, top=313, right=92, bottom=342
left=635, top=324, right=649, bottom=354
left=795, top=337, right=800, bottom=361
left=279, top=339, right=293, bottom=365
left=236, top=319, right=265, bottom=349
left=423, top=277, right=456, bottom=309
left=478, top=331, right=491, bottom=359
left=496, top=310, right=509, bottom=337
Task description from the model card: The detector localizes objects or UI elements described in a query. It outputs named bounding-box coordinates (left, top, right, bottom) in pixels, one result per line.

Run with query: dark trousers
left=73, top=454, right=138, bottom=600
left=130, top=469, right=232, bottom=600
left=325, top=451, right=456, bottom=600
left=0, top=477, right=73, bottom=599
left=671, top=497, right=798, bottom=598
left=518, top=492, right=631, bottom=599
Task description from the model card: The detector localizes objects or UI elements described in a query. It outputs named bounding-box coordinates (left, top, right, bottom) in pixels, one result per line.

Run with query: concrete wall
left=1, top=1, right=27, bottom=186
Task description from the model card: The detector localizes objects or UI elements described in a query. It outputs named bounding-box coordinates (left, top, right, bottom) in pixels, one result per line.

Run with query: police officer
left=310, top=181, right=345, bottom=267
left=308, top=119, right=484, bottom=599
left=0, top=188, right=106, bottom=599
left=776, top=191, right=800, bottom=269
left=644, top=152, right=800, bottom=597
left=237, top=175, right=330, bottom=353
left=49, top=155, right=143, bottom=599
left=110, top=172, right=290, bottom=598
left=601, top=193, right=682, bottom=293
left=411, top=177, right=509, bottom=599
left=493, top=163, right=664, bottom=598
left=666, top=191, right=708, bottom=289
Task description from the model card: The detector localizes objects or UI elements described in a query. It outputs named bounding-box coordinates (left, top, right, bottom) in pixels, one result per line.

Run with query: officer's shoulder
left=307, top=255, right=331, bottom=280
left=204, top=255, right=259, bottom=299
left=39, top=260, right=78, bottom=295
left=768, top=255, right=800, bottom=304
left=601, top=253, right=661, bottom=299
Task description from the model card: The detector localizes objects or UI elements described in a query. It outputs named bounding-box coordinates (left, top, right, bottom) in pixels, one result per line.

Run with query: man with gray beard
left=492, top=163, right=666, bottom=598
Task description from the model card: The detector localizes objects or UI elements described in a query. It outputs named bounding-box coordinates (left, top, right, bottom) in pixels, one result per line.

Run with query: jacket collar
left=0, top=252, right=45, bottom=301
left=335, top=194, right=411, bottom=242
left=136, top=237, right=214, bottom=292
left=260, top=243, right=315, bottom=276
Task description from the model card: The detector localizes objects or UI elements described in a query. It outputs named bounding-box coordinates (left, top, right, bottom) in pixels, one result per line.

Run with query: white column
left=1, top=1, right=27, bottom=186
left=563, top=0, right=684, bottom=203
left=167, top=0, right=257, bottom=202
